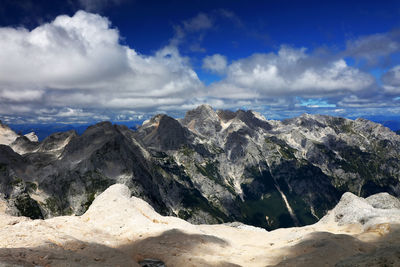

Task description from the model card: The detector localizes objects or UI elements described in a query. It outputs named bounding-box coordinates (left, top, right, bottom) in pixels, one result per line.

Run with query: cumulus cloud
left=381, top=65, right=400, bottom=94
left=345, top=31, right=400, bottom=65
left=209, top=46, right=375, bottom=99
left=0, top=89, right=44, bottom=102
left=0, top=11, right=203, bottom=121
left=55, top=108, right=93, bottom=117
left=0, top=11, right=396, bottom=123
left=0, top=11, right=127, bottom=88
left=202, top=54, right=228, bottom=74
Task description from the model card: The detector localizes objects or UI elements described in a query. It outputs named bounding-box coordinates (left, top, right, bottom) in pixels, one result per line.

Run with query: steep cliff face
left=0, top=106, right=399, bottom=230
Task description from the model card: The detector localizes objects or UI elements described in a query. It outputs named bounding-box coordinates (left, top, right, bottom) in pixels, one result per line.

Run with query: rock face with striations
left=0, top=105, right=399, bottom=230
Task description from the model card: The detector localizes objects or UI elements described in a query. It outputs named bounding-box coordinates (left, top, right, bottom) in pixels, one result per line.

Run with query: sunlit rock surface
left=0, top=184, right=399, bottom=267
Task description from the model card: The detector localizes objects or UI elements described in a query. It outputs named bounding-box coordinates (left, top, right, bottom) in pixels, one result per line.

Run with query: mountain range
left=0, top=105, right=399, bottom=230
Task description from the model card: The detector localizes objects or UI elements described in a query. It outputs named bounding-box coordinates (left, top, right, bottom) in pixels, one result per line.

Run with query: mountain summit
left=0, top=106, right=399, bottom=230
left=1, top=183, right=400, bottom=266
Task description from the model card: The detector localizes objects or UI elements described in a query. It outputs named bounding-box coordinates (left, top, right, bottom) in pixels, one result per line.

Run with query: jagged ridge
left=0, top=105, right=399, bottom=230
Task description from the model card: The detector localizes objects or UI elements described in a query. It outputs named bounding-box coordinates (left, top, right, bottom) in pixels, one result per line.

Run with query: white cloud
left=345, top=32, right=400, bottom=64
left=338, top=95, right=375, bottom=107
left=0, top=11, right=396, bottom=123
left=56, top=108, right=93, bottom=117
left=337, top=94, right=398, bottom=108
left=0, top=11, right=128, bottom=88
left=202, top=54, right=227, bottom=74
left=382, top=65, right=400, bottom=94
left=209, top=46, right=374, bottom=99
left=0, top=89, right=44, bottom=101
left=0, top=11, right=204, bottom=121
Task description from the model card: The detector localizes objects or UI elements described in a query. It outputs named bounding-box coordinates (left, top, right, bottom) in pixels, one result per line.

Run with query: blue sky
left=0, top=0, right=400, bottom=124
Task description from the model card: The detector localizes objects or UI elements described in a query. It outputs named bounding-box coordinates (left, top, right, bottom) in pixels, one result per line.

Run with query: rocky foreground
left=0, top=184, right=399, bottom=267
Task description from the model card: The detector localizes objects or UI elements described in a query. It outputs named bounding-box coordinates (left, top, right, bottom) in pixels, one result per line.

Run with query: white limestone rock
left=0, top=185, right=400, bottom=266
left=24, top=132, right=38, bottom=142
left=319, top=192, right=400, bottom=229
left=0, top=122, right=18, bottom=145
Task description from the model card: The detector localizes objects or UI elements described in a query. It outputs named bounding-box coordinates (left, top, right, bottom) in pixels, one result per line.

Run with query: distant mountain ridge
left=7, top=120, right=145, bottom=141
left=0, top=121, right=38, bottom=145
left=0, top=105, right=399, bottom=230
left=6, top=117, right=400, bottom=141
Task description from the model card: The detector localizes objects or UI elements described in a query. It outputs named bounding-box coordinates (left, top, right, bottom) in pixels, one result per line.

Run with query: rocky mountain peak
left=0, top=122, right=39, bottom=154
left=216, top=109, right=237, bottom=121
left=84, top=121, right=114, bottom=134
left=9, top=135, right=38, bottom=155
left=189, top=104, right=215, bottom=115
left=234, top=109, right=272, bottom=131
left=0, top=122, right=18, bottom=146
left=282, top=113, right=327, bottom=129
left=181, top=104, right=222, bottom=137
left=182, top=104, right=219, bottom=121
left=179, top=105, right=272, bottom=137
left=136, top=114, right=192, bottom=151
left=141, top=114, right=165, bottom=128
left=24, top=132, right=38, bottom=142
left=41, top=130, right=77, bottom=153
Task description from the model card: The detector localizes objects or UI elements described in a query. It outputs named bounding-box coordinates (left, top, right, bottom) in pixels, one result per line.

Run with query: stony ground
left=0, top=184, right=400, bottom=267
